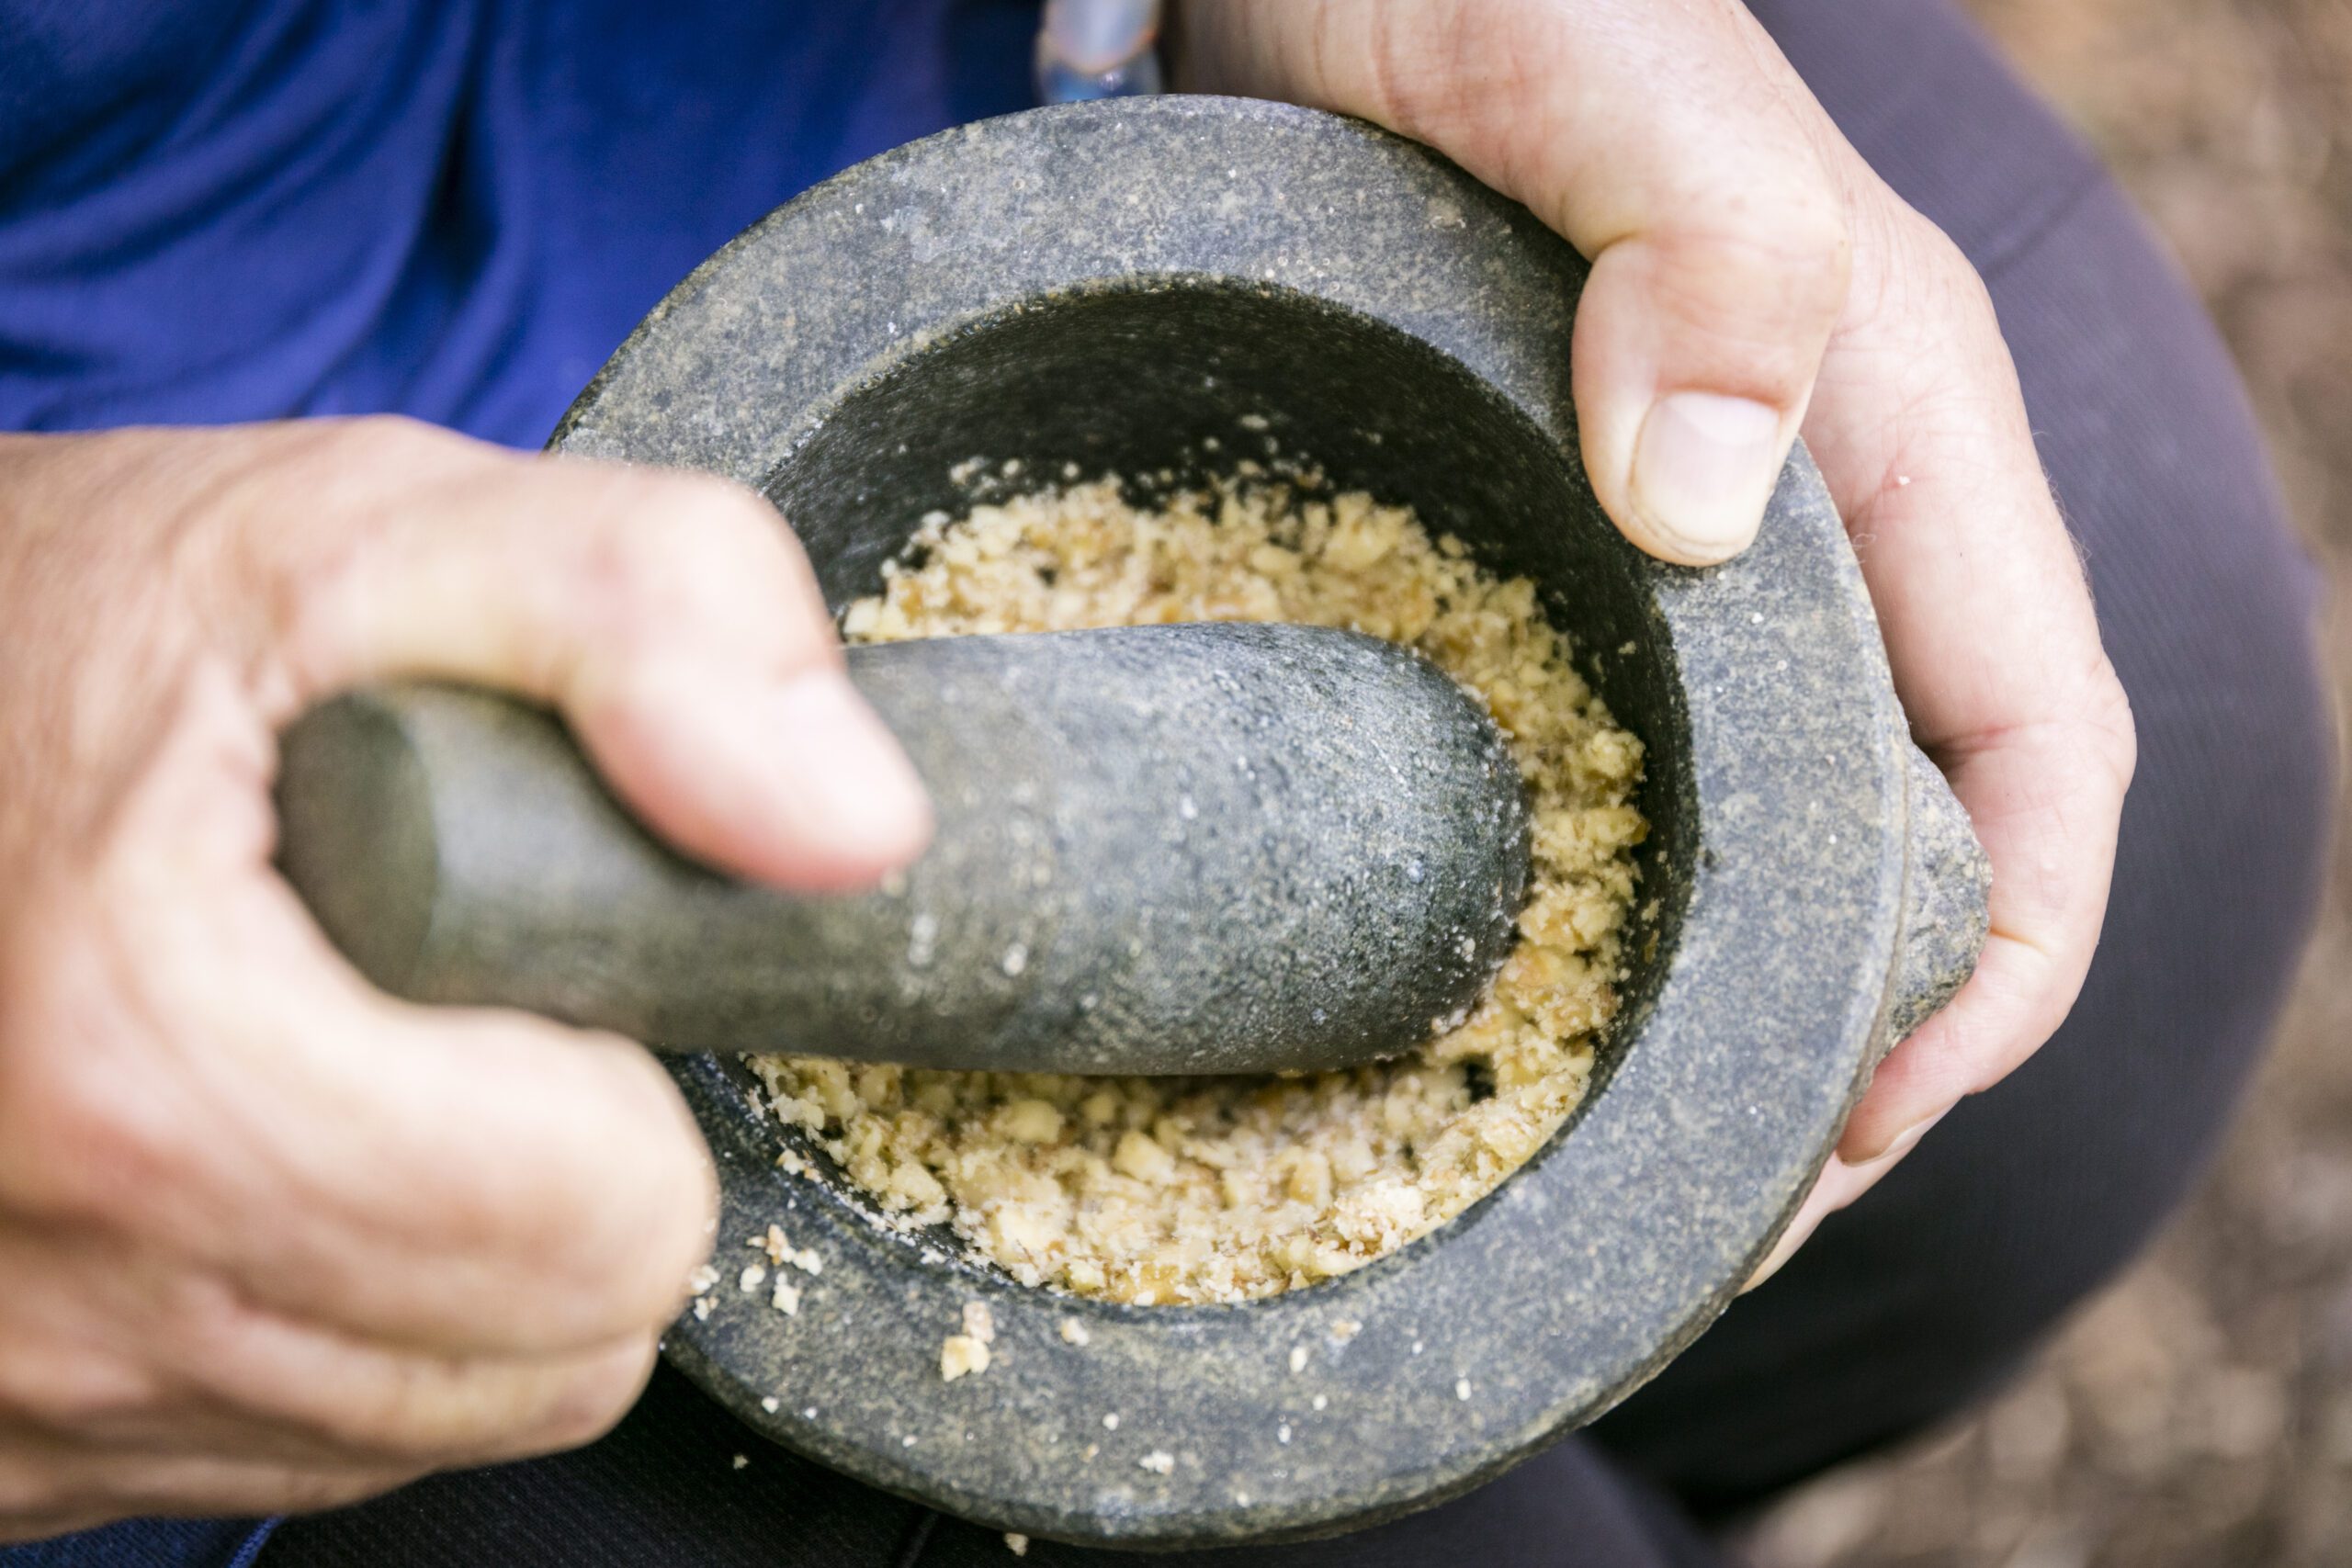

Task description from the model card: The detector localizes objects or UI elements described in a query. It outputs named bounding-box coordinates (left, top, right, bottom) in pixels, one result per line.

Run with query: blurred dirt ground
left=1740, top=3, right=2352, bottom=1564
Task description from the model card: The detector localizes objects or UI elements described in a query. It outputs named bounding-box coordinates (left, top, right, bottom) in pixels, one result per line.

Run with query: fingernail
left=767, top=670, right=933, bottom=862
left=1853, top=1106, right=1951, bottom=1168
left=1743, top=1224, right=1809, bottom=1294
left=1630, top=392, right=1784, bottom=563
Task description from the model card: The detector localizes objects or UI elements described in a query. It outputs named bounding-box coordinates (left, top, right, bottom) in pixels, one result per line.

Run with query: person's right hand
left=0, top=417, right=932, bottom=1540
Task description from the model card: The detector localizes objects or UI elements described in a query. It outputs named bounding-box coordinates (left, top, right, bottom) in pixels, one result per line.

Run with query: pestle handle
left=275, top=623, right=1532, bottom=1076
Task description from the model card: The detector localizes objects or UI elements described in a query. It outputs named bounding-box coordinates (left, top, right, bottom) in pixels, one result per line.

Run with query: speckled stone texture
left=1889, top=742, right=1996, bottom=1043
left=276, top=622, right=1530, bottom=1075
left=537, top=96, right=1988, bottom=1548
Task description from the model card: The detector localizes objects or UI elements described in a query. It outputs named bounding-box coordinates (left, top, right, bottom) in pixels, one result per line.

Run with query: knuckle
left=0, top=1075, right=186, bottom=1235
left=623, top=470, right=783, bottom=557
left=535, top=1341, right=656, bottom=1452
left=1623, top=194, right=1853, bottom=411
left=1882, top=206, right=2001, bottom=342
left=549, top=1045, right=715, bottom=1319
left=1740, top=176, right=1852, bottom=276
left=266, top=1466, right=424, bottom=1517
left=238, top=415, right=454, bottom=526
left=0, top=1010, right=183, bottom=1232
left=325, top=413, right=468, bottom=473
left=2079, top=658, right=2140, bottom=793
left=1647, top=206, right=1851, bottom=342
left=664, top=471, right=787, bottom=542
left=233, top=419, right=502, bottom=689
left=291, top=1350, right=479, bottom=1462
left=632, top=1172, right=719, bottom=1322
left=344, top=411, right=436, bottom=444
left=643, top=479, right=797, bottom=603
left=1360, top=0, right=1485, bottom=144
left=556, top=515, right=665, bottom=648
left=1920, top=233, right=1998, bottom=330
left=307, top=420, right=503, bottom=547
left=0, top=1464, right=75, bottom=1539
left=436, top=1033, right=710, bottom=1333
left=0, top=1339, right=158, bottom=1436
left=565, top=475, right=792, bottom=651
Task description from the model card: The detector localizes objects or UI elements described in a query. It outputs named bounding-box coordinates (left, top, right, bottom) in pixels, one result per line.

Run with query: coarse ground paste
left=752, top=479, right=1647, bottom=1304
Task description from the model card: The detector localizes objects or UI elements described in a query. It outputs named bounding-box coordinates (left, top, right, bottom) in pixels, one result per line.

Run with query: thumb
left=1179, top=0, right=1851, bottom=564
left=245, top=417, right=932, bottom=892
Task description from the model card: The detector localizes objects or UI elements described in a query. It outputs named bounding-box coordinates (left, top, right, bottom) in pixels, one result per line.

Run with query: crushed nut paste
left=752, top=479, right=1646, bottom=1304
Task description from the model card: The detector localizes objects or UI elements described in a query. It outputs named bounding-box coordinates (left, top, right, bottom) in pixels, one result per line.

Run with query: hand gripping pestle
left=275, top=621, right=1533, bottom=1076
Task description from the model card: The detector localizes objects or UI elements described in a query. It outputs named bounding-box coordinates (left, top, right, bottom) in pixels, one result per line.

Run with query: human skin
left=1171, top=0, right=2136, bottom=1282
left=0, top=0, right=2133, bottom=1534
left=0, top=420, right=930, bottom=1537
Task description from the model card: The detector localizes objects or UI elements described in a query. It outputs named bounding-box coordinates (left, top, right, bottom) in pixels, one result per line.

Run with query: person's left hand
left=1170, top=0, right=2136, bottom=1285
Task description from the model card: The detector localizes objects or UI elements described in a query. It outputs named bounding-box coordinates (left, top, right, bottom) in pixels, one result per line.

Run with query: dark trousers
left=262, top=1, right=2338, bottom=1562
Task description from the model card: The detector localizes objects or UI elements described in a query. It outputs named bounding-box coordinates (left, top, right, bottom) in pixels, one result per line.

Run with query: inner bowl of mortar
left=550, top=96, right=1917, bottom=1548
left=769, top=276, right=1697, bottom=1100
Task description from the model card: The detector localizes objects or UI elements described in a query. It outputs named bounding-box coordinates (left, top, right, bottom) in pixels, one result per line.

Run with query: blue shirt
left=0, top=2, right=1031, bottom=1561
left=1, top=0, right=1035, bottom=444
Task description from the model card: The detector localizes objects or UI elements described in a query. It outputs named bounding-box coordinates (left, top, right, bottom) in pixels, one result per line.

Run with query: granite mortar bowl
left=547, top=96, right=1989, bottom=1549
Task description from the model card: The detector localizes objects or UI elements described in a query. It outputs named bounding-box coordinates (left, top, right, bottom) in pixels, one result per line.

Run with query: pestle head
left=277, top=622, right=1532, bottom=1075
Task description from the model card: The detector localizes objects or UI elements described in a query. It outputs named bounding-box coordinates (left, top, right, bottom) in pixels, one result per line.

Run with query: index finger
left=222, top=417, right=932, bottom=892
left=1799, top=206, right=2137, bottom=1160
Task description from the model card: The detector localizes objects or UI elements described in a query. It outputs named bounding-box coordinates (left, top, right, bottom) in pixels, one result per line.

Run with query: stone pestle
left=274, top=620, right=1532, bottom=1076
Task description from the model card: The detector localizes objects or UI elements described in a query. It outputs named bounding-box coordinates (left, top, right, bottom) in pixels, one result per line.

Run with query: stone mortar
left=546, top=96, right=1991, bottom=1548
